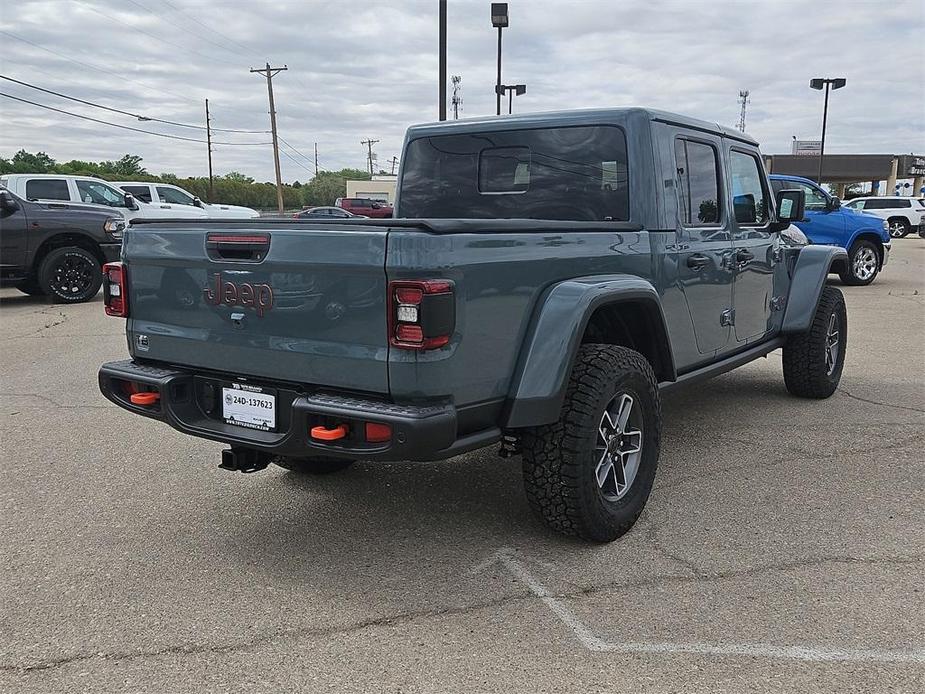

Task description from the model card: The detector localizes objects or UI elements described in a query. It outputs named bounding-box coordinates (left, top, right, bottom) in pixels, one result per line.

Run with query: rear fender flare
left=782, top=245, right=848, bottom=333
left=503, top=275, right=674, bottom=428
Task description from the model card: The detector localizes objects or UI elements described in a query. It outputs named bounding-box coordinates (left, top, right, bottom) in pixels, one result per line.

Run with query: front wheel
left=887, top=218, right=910, bottom=238
left=838, top=240, right=880, bottom=286
left=520, top=345, right=661, bottom=542
left=273, top=456, right=356, bottom=474
left=37, top=246, right=102, bottom=303
left=782, top=286, right=847, bottom=398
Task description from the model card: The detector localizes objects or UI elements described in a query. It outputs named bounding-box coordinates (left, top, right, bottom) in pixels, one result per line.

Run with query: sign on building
left=792, top=140, right=822, bottom=156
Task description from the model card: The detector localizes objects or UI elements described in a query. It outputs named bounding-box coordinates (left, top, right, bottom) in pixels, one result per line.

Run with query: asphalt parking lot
left=1, top=240, right=923, bottom=694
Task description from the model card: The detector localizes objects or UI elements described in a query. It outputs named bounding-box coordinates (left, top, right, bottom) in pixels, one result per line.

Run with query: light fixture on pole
left=491, top=3, right=508, bottom=116
left=499, top=84, right=526, bottom=114
left=809, top=77, right=846, bottom=185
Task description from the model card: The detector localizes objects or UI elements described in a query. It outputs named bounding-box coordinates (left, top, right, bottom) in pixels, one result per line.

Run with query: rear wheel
left=37, top=246, right=102, bottom=303
left=520, top=345, right=661, bottom=542
left=273, top=456, right=356, bottom=474
left=782, top=286, right=847, bottom=398
left=887, top=218, right=910, bottom=238
left=838, top=240, right=880, bottom=286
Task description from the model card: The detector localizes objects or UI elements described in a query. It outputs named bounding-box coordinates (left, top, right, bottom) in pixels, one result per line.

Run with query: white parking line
left=472, top=549, right=925, bottom=664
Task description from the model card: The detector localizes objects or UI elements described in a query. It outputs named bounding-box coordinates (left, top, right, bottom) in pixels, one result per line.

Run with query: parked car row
left=0, top=174, right=260, bottom=222
left=0, top=165, right=916, bottom=304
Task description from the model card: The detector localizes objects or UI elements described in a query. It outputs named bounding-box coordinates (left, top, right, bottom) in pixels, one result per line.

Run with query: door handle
left=686, top=254, right=711, bottom=270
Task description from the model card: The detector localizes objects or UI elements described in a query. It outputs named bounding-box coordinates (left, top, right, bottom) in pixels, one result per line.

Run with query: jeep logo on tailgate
left=204, top=273, right=274, bottom=317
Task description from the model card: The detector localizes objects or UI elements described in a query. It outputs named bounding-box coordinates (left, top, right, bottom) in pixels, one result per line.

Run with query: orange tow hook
left=311, top=424, right=348, bottom=441
left=130, top=392, right=160, bottom=406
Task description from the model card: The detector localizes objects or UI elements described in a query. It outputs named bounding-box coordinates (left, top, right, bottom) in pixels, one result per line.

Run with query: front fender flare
left=503, top=275, right=674, bottom=428
left=782, top=245, right=848, bottom=333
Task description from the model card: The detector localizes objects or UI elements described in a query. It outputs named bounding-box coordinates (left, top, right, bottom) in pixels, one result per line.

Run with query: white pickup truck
left=114, top=182, right=260, bottom=219
left=0, top=174, right=208, bottom=222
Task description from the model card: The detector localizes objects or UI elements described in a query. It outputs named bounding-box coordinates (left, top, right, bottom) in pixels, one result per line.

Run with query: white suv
left=843, top=196, right=925, bottom=238
left=114, top=182, right=260, bottom=219
left=0, top=174, right=207, bottom=222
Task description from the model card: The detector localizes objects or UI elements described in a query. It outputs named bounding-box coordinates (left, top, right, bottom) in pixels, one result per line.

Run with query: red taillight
left=103, top=262, right=128, bottom=317
left=388, top=279, right=455, bottom=350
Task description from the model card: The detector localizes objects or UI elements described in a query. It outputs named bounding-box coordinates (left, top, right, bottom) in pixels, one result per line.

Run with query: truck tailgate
left=123, top=224, right=390, bottom=393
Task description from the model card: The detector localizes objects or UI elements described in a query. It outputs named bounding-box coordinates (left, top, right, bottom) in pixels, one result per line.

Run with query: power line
left=161, top=0, right=259, bottom=59
left=120, top=0, right=253, bottom=62
left=1, top=92, right=272, bottom=145
left=0, top=74, right=269, bottom=134
left=278, top=148, right=317, bottom=178
left=0, top=30, right=198, bottom=105
left=74, top=0, right=241, bottom=68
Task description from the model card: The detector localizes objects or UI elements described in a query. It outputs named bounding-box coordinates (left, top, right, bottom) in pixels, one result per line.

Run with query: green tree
left=0, top=149, right=57, bottom=173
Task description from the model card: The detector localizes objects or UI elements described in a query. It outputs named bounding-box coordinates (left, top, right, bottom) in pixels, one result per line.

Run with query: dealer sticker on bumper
left=223, top=384, right=276, bottom=431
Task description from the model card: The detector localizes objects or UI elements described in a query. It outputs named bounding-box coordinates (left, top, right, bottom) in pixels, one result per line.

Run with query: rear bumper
left=98, top=360, right=496, bottom=461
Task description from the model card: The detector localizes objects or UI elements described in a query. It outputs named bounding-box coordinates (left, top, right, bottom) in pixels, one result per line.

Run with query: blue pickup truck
left=769, top=174, right=890, bottom=286
left=98, top=108, right=850, bottom=543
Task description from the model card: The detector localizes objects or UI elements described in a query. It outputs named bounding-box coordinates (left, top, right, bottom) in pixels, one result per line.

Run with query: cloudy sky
left=1, top=0, right=923, bottom=182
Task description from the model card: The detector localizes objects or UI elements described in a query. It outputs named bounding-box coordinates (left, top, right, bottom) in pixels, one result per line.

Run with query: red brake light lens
left=103, top=262, right=128, bottom=317
left=388, top=280, right=455, bottom=350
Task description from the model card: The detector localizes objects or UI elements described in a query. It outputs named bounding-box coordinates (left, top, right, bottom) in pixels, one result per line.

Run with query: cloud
left=1, top=0, right=922, bottom=181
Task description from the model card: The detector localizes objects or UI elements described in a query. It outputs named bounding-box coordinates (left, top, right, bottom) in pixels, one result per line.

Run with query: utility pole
left=388, top=156, right=399, bottom=175
left=250, top=62, right=288, bottom=214
left=737, top=89, right=750, bottom=133
left=314, top=142, right=318, bottom=176
left=204, top=98, right=214, bottom=200
left=451, top=75, right=462, bottom=119
left=361, top=138, right=379, bottom=176
left=438, top=0, right=447, bottom=121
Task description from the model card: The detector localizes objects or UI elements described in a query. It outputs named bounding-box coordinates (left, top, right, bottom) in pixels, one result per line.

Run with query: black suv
left=0, top=187, right=123, bottom=302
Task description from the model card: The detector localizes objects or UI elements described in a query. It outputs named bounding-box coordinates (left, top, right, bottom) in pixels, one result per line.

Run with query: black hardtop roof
left=405, top=107, right=758, bottom=146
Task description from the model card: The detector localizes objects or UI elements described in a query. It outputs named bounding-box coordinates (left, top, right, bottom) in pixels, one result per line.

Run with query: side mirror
left=371, top=202, right=381, bottom=209
left=0, top=191, right=19, bottom=212
left=827, top=196, right=841, bottom=211
left=773, top=188, right=806, bottom=229
left=193, top=197, right=204, bottom=208
left=123, top=193, right=139, bottom=211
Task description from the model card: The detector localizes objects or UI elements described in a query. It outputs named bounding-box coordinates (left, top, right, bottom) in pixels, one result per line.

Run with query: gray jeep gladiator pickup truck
left=98, top=108, right=847, bottom=542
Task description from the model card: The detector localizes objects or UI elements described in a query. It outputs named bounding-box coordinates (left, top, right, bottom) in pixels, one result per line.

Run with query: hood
left=202, top=203, right=261, bottom=219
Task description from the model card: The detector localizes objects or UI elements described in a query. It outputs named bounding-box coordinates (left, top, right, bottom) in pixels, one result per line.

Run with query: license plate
left=222, top=384, right=276, bottom=432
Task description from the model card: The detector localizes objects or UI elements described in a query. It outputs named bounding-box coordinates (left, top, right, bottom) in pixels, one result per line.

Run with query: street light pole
left=810, top=77, right=846, bottom=185
left=491, top=3, right=508, bottom=116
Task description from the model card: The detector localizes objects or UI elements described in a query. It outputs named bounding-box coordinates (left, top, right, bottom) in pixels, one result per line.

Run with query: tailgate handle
left=206, top=233, right=270, bottom=262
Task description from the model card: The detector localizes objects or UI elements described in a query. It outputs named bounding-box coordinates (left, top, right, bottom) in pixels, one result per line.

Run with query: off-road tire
left=887, top=218, right=910, bottom=238
left=519, top=345, right=661, bottom=543
left=14, top=279, right=44, bottom=297
left=782, top=286, right=847, bottom=398
left=838, top=239, right=879, bottom=286
left=272, top=456, right=356, bottom=474
left=37, top=246, right=102, bottom=303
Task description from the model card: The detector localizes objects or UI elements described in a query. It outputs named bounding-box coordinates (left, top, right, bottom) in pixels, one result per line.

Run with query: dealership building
left=765, top=152, right=925, bottom=198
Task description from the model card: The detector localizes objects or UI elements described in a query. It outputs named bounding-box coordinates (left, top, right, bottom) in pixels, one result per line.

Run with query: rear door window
left=120, top=185, right=152, bottom=203
left=25, top=179, right=70, bottom=201
left=674, top=139, right=721, bottom=226
left=399, top=125, right=630, bottom=221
